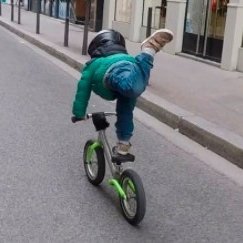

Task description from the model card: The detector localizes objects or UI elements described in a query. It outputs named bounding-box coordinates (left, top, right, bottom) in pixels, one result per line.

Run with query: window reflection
left=186, top=0, right=228, bottom=40
left=209, top=0, right=228, bottom=39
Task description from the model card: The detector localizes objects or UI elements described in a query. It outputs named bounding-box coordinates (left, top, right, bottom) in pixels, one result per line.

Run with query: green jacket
left=72, top=53, right=136, bottom=118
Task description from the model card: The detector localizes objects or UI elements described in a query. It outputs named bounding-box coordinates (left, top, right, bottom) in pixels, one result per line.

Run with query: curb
left=138, top=93, right=243, bottom=168
left=1, top=18, right=243, bottom=168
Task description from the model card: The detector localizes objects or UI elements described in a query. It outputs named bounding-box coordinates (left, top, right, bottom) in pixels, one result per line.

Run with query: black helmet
left=88, top=29, right=127, bottom=58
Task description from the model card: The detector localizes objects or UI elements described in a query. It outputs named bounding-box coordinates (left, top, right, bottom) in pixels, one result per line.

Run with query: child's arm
left=72, top=66, right=92, bottom=118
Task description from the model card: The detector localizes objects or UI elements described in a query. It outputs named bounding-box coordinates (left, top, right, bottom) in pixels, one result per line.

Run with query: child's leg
left=105, top=53, right=154, bottom=99
left=114, top=94, right=136, bottom=155
left=109, top=29, right=174, bottom=155
left=105, top=28, right=174, bottom=99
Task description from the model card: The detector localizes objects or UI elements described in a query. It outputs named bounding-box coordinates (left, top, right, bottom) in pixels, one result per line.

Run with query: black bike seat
left=112, top=153, right=135, bottom=164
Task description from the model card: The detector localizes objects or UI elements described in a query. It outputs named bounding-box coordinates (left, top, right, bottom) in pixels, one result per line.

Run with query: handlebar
left=71, top=116, right=84, bottom=123
left=71, top=112, right=116, bottom=123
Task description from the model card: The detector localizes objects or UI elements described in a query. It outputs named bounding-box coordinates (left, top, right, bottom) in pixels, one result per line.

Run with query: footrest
left=112, top=153, right=135, bottom=164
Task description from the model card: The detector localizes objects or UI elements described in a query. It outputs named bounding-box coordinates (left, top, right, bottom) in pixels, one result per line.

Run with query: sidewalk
left=1, top=4, right=243, bottom=168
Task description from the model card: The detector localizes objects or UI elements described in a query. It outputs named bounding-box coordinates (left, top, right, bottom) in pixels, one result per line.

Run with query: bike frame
left=85, top=112, right=127, bottom=199
left=80, top=112, right=146, bottom=225
left=97, top=130, right=127, bottom=199
left=98, top=130, right=123, bottom=176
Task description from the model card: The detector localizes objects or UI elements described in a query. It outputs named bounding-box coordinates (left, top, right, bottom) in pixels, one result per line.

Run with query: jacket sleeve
left=72, top=65, right=92, bottom=118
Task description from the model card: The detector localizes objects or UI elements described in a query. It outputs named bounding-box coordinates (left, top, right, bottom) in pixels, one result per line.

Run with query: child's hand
left=71, top=116, right=86, bottom=123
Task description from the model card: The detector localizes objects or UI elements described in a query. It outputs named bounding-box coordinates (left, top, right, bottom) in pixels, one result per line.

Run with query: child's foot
left=113, top=142, right=131, bottom=155
left=141, top=28, right=174, bottom=53
left=112, top=142, right=135, bottom=164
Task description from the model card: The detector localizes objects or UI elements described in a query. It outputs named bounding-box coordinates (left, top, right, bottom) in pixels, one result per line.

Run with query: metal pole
left=82, top=0, right=91, bottom=55
left=146, top=7, right=152, bottom=38
left=18, top=0, right=21, bottom=24
left=43, top=0, right=46, bottom=14
left=49, top=0, right=53, bottom=17
left=36, top=0, right=41, bottom=34
left=55, top=0, right=59, bottom=18
left=203, top=0, right=211, bottom=57
left=64, top=0, right=70, bottom=46
left=11, top=0, right=14, bottom=21
left=28, top=0, right=32, bottom=11
left=27, top=0, right=29, bottom=11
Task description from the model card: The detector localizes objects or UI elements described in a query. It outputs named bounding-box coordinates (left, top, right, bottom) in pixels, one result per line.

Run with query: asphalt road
left=1, top=26, right=243, bottom=243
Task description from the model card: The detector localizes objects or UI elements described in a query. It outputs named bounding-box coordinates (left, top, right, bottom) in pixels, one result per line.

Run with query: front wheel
left=83, top=140, right=105, bottom=186
left=119, top=169, right=146, bottom=225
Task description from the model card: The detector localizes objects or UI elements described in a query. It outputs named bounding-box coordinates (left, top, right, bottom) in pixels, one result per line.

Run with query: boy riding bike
left=72, top=28, right=173, bottom=157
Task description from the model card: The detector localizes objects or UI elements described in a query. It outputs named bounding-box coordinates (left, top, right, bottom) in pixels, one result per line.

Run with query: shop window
left=209, top=0, right=229, bottom=39
left=142, top=0, right=166, bottom=29
left=115, top=0, right=132, bottom=23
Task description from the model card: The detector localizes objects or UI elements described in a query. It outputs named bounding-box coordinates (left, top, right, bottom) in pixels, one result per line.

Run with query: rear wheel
left=83, top=140, right=105, bottom=186
left=119, top=169, right=146, bottom=225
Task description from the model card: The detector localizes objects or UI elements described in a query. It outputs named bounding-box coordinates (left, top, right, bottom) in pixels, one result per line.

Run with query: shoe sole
left=141, top=28, right=174, bottom=47
left=116, top=150, right=129, bottom=155
left=112, top=146, right=129, bottom=156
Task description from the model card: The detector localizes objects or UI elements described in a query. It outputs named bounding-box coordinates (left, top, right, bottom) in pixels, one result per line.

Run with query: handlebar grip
left=71, top=116, right=84, bottom=123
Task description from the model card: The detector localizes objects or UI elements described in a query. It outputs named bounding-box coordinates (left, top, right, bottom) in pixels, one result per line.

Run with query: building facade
left=102, top=0, right=243, bottom=72
left=24, top=0, right=104, bottom=31
left=11, top=0, right=243, bottom=71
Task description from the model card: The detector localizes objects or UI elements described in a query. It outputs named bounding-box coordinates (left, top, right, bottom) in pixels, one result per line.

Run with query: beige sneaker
left=113, top=142, right=131, bottom=155
left=141, top=28, right=174, bottom=53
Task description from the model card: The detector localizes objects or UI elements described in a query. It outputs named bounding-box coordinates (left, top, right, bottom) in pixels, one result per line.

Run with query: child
left=72, top=28, right=173, bottom=156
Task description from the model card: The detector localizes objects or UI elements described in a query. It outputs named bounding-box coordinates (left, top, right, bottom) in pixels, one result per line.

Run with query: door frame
left=182, top=0, right=225, bottom=63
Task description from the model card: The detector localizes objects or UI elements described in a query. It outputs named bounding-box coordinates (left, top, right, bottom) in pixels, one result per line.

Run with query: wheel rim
left=86, top=152, right=98, bottom=179
left=121, top=178, right=137, bottom=218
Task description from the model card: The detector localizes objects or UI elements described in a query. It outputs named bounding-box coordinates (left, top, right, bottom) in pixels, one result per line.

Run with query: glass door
left=182, top=0, right=228, bottom=62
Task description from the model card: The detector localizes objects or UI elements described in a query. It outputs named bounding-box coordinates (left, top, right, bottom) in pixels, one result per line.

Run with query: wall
left=237, top=48, right=243, bottom=71
left=112, top=21, right=130, bottom=38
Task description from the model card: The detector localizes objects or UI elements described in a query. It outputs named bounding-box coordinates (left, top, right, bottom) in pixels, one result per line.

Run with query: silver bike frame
left=98, top=130, right=123, bottom=178
left=87, top=112, right=123, bottom=178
